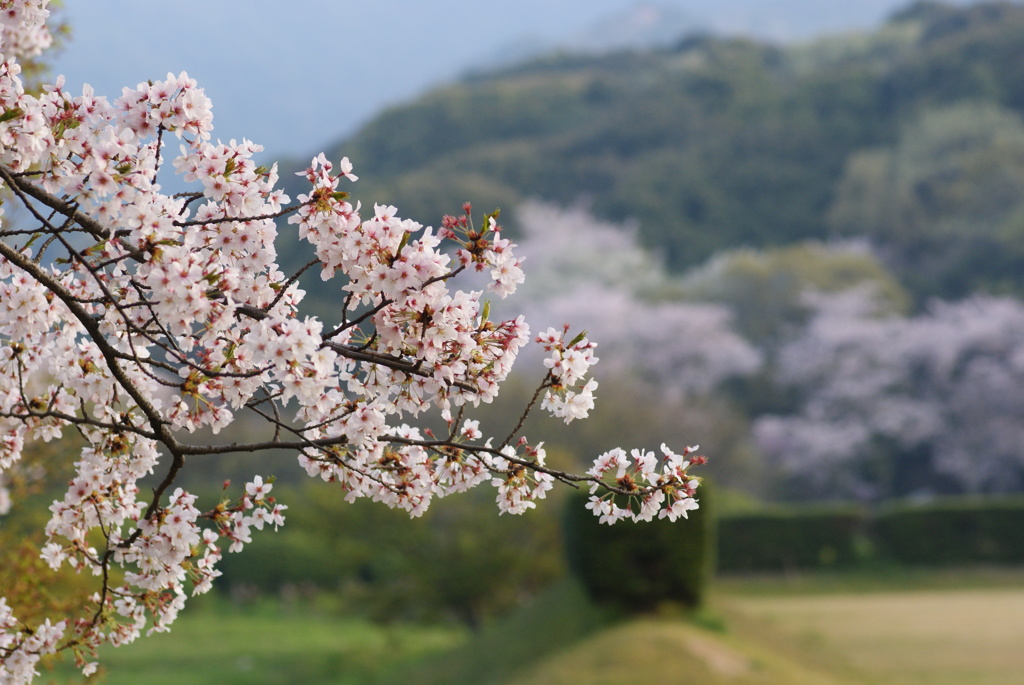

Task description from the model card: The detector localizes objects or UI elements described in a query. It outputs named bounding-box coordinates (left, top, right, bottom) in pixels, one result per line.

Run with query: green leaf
left=483, top=208, right=501, bottom=234
left=0, top=107, right=24, bottom=123
left=394, top=229, right=411, bottom=257
left=566, top=330, right=589, bottom=348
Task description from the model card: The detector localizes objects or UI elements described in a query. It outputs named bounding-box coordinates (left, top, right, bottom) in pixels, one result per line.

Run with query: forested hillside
left=286, top=0, right=1024, bottom=303
left=268, top=1, right=1024, bottom=502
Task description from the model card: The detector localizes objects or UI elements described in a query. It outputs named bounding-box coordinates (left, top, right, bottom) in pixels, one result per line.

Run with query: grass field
left=40, top=596, right=465, bottom=685
left=507, top=571, right=1024, bottom=685
left=721, top=579, right=1024, bottom=685
left=499, top=616, right=854, bottom=685
left=37, top=569, right=1024, bottom=685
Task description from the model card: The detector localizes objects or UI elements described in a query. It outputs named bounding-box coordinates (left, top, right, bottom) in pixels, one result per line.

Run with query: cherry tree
left=754, top=287, right=1024, bottom=499
left=0, top=3, right=704, bottom=682
left=498, top=201, right=762, bottom=398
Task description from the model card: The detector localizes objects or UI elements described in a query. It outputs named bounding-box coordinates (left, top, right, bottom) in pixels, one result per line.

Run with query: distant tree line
left=276, top=0, right=1024, bottom=306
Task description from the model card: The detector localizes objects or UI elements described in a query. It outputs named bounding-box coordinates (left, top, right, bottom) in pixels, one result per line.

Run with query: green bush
left=874, top=496, right=1024, bottom=566
left=563, top=482, right=715, bottom=612
left=717, top=506, right=869, bottom=572
left=216, top=486, right=564, bottom=626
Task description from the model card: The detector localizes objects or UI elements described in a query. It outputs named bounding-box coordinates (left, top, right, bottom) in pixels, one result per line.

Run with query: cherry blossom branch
left=1, top=163, right=121, bottom=242
left=0, top=13, right=704, bottom=679
left=0, top=239, right=169, bottom=436
left=171, top=204, right=300, bottom=227
left=500, top=372, right=555, bottom=450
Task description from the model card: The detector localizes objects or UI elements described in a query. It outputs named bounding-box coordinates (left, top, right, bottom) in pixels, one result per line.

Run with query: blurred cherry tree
left=755, top=288, right=1024, bottom=499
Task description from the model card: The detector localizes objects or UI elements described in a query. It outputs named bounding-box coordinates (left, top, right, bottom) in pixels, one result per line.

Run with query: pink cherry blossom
left=0, top=3, right=703, bottom=680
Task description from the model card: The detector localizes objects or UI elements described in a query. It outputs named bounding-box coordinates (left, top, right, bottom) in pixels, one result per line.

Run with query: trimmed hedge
left=717, top=507, right=868, bottom=573
left=874, top=496, right=1024, bottom=566
left=563, top=483, right=715, bottom=612
left=715, top=495, right=1024, bottom=573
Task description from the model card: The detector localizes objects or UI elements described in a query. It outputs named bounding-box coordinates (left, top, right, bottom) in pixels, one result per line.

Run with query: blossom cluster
left=0, top=2, right=701, bottom=681
left=537, top=325, right=600, bottom=422
left=586, top=444, right=705, bottom=524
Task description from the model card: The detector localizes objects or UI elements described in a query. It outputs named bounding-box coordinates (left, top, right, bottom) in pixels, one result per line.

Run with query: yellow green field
left=723, top=586, right=1024, bottom=685
left=40, top=571, right=1024, bottom=684
left=502, top=572, right=1024, bottom=685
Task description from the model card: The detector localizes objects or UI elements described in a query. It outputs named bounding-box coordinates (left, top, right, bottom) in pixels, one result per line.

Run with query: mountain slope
left=283, top=1, right=1024, bottom=301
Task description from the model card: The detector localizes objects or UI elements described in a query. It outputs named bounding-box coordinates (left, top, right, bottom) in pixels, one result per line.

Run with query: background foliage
left=205, top=3, right=1024, bottom=623
left=10, top=4, right=1024, bottom=671
left=274, top=1, right=1024, bottom=304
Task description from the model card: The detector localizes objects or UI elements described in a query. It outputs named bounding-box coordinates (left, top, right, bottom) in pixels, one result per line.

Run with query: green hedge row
left=717, top=495, right=1024, bottom=572
left=873, top=497, right=1024, bottom=566
left=214, top=488, right=1024, bottom=619
left=717, top=506, right=867, bottom=572
left=563, top=484, right=715, bottom=612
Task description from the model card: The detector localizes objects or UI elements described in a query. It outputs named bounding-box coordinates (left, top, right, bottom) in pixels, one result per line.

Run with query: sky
left=47, top=0, right=983, bottom=161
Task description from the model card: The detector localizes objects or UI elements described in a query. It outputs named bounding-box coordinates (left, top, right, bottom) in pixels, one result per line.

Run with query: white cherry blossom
left=0, top=3, right=703, bottom=680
